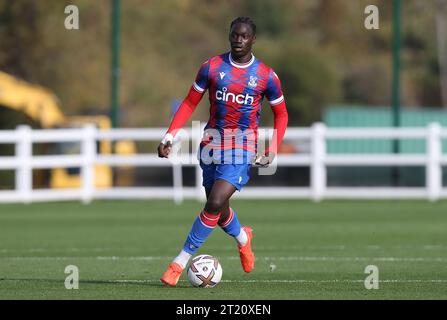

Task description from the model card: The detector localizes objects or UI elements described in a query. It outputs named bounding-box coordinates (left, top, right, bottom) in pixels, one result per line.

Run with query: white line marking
left=2, top=244, right=447, bottom=253
left=0, top=248, right=120, bottom=253
left=1, top=256, right=447, bottom=262
left=1, top=279, right=446, bottom=284
left=85, top=279, right=447, bottom=284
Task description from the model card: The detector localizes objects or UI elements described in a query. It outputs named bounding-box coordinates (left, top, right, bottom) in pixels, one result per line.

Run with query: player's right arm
left=158, top=60, right=210, bottom=158
left=157, top=86, right=204, bottom=157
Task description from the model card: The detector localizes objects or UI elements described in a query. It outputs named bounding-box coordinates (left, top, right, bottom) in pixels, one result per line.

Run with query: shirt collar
left=229, top=52, right=255, bottom=68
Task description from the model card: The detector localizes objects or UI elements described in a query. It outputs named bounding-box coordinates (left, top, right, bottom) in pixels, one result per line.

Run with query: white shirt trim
left=229, top=53, right=255, bottom=68
left=192, top=82, right=205, bottom=93
left=268, top=95, right=284, bottom=106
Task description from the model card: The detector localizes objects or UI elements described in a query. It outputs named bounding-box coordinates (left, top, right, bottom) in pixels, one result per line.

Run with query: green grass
left=0, top=200, right=447, bottom=299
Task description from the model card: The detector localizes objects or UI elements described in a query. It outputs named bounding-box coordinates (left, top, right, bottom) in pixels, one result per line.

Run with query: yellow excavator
left=0, top=70, right=135, bottom=188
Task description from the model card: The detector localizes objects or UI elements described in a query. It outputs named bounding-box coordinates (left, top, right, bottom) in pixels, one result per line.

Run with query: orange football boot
left=238, top=226, right=255, bottom=273
left=160, top=262, right=184, bottom=287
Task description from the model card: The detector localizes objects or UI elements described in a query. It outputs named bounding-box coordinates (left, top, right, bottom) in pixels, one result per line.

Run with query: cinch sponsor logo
left=216, top=87, right=254, bottom=105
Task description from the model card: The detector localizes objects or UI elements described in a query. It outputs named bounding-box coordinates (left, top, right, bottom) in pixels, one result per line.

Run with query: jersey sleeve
left=192, top=60, right=210, bottom=93
left=265, top=68, right=284, bottom=106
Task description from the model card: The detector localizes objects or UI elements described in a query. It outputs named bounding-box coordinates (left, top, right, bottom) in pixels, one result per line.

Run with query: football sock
left=219, top=207, right=248, bottom=246
left=173, top=249, right=192, bottom=269
left=182, top=210, right=221, bottom=255
left=236, top=228, right=248, bottom=247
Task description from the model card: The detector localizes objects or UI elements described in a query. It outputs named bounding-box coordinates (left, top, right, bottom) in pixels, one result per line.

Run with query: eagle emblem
left=248, top=76, right=258, bottom=88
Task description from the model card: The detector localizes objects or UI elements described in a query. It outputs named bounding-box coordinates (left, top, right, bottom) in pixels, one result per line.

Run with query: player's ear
left=251, top=34, right=256, bottom=44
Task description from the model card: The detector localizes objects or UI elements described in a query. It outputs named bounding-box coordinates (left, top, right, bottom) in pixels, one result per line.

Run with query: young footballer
left=158, top=17, right=288, bottom=286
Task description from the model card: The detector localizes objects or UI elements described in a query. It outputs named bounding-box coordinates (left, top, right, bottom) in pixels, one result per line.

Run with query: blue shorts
left=198, top=144, right=255, bottom=191
left=200, top=161, right=252, bottom=191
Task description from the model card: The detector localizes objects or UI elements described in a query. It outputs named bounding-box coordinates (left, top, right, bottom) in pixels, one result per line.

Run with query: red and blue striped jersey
left=193, top=52, right=284, bottom=152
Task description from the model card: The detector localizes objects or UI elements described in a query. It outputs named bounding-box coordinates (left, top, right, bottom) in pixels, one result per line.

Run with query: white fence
left=0, top=123, right=446, bottom=203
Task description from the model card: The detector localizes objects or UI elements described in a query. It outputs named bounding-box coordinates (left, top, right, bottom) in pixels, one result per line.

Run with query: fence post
left=193, top=121, right=206, bottom=201
left=311, top=122, right=326, bottom=202
left=15, top=125, right=32, bottom=204
left=426, top=122, right=442, bottom=202
left=81, top=125, right=96, bottom=204
left=172, top=164, right=183, bottom=204
left=171, top=137, right=184, bottom=204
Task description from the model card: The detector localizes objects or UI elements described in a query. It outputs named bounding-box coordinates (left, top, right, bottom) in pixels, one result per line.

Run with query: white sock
left=173, top=250, right=192, bottom=269
left=236, top=228, right=248, bottom=247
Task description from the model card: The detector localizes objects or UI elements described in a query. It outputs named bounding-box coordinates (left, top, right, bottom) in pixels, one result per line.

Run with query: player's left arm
left=255, top=69, right=288, bottom=166
left=267, top=100, right=288, bottom=156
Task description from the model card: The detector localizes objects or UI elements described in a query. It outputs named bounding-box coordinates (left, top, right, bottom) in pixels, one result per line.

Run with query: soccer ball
left=187, top=254, right=223, bottom=288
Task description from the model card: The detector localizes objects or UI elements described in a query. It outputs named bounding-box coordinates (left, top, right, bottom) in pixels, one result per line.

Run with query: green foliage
left=245, top=0, right=290, bottom=37
left=0, top=0, right=444, bottom=128
left=274, top=43, right=341, bottom=125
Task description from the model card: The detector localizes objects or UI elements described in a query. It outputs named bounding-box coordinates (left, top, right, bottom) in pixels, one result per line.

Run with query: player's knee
left=204, top=197, right=225, bottom=215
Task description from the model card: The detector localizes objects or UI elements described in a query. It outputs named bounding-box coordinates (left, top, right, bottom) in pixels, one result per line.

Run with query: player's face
left=229, top=23, right=256, bottom=60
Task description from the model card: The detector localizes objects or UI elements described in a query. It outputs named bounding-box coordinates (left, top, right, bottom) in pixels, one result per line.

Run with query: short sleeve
left=265, top=69, right=284, bottom=106
left=192, top=60, right=210, bottom=93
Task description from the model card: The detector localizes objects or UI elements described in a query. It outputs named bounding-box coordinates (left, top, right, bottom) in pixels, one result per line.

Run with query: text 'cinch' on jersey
left=215, top=87, right=255, bottom=105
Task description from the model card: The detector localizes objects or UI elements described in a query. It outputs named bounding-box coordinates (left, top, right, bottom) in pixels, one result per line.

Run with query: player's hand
left=157, top=141, right=172, bottom=158
left=253, top=152, right=276, bottom=167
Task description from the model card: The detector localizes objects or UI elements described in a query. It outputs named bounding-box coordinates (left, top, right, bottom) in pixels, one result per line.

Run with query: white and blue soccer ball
left=187, top=254, right=223, bottom=288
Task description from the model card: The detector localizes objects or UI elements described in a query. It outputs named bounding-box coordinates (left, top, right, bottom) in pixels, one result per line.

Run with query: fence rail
left=0, top=122, right=446, bottom=203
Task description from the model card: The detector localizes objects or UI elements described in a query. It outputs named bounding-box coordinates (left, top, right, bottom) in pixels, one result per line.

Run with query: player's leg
left=205, top=190, right=248, bottom=246
left=179, top=180, right=236, bottom=259
left=212, top=163, right=255, bottom=273
left=218, top=199, right=254, bottom=272
left=205, top=189, right=247, bottom=245
left=161, top=179, right=236, bottom=286
left=205, top=185, right=249, bottom=248
left=216, top=197, right=249, bottom=248
left=206, top=188, right=230, bottom=222
left=160, top=161, right=215, bottom=286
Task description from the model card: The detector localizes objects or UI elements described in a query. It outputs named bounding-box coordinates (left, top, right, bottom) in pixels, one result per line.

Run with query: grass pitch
left=0, top=199, right=446, bottom=299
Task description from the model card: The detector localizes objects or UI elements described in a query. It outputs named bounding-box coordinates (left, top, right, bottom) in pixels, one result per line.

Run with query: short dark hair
left=230, top=17, right=256, bottom=35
